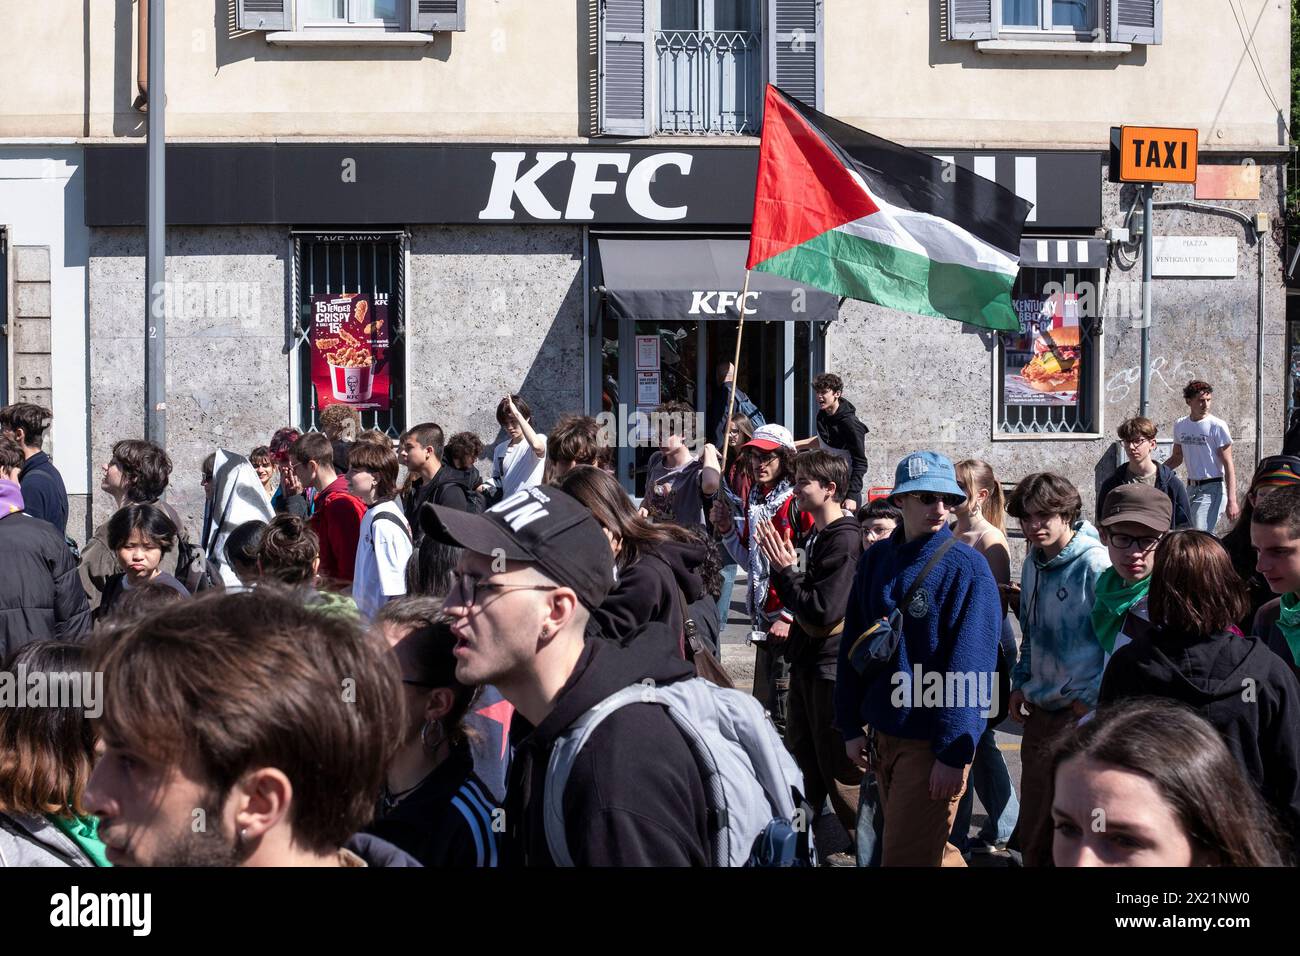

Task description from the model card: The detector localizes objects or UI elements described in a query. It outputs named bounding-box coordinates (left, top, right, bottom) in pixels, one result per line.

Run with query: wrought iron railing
left=655, top=30, right=760, bottom=135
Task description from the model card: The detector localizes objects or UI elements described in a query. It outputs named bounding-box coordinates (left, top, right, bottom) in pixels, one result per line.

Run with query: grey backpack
left=542, top=677, right=813, bottom=867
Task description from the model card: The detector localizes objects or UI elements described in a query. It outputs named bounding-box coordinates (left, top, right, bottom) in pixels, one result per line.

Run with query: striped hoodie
left=366, top=741, right=500, bottom=867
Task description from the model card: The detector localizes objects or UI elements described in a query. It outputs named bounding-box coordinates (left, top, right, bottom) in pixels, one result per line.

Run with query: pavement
left=718, top=569, right=1024, bottom=866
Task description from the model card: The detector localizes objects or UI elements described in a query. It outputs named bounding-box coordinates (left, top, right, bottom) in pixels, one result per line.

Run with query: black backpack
left=434, top=477, right=486, bottom=515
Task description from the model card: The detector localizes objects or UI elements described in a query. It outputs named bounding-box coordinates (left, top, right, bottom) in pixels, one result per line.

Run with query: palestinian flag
left=747, top=86, right=1032, bottom=332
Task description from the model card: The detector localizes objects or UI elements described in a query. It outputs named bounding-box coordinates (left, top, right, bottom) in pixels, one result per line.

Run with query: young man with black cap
left=835, top=451, right=1001, bottom=867
left=423, top=485, right=711, bottom=866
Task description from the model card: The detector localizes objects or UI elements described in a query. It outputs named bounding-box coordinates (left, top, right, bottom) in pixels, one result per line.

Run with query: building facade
left=0, top=0, right=1290, bottom=539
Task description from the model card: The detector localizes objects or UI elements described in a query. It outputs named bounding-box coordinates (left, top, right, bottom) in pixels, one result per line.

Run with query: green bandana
left=48, top=812, right=112, bottom=868
left=1276, top=592, right=1300, bottom=667
left=1091, top=568, right=1152, bottom=655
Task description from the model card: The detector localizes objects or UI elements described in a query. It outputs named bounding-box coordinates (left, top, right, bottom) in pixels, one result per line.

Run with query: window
left=236, top=1, right=466, bottom=34
left=300, top=0, right=401, bottom=27
left=657, top=0, right=762, bottom=134
left=1000, top=0, right=1095, bottom=34
left=993, top=267, right=1100, bottom=436
left=599, top=0, right=823, bottom=137
left=947, top=0, right=1161, bottom=45
left=292, top=232, right=407, bottom=437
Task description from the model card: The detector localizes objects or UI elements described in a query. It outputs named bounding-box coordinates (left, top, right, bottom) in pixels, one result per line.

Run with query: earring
left=420, top=719, right=446, bottom=755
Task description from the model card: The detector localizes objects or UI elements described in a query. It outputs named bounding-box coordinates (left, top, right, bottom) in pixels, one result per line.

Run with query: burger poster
left=1003, top=293, right=1082, bottom=407
left=309, top=293, right=392, bottom=412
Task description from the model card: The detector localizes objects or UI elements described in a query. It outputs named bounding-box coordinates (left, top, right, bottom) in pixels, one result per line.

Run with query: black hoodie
left=502, top=624, right=710, bottom=867
left=590, top=540, right=706, bottom=653
left=771, top=515, right=864, bottom=680
left=816, top=399, right=869, bottom=500
left=405, top=463, right=477, bottom=529
left=1099, top=627, right=1300, bottom=847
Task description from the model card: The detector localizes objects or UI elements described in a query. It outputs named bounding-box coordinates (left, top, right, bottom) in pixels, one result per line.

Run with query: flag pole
left=719, top=269, right=752, bottom=474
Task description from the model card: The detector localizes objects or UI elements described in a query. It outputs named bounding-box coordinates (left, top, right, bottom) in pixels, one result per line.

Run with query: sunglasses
left=908, top=492, right=962, bottom=507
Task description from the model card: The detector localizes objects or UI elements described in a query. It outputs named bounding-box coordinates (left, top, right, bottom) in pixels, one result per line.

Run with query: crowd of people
left=0, top=372, right=1298, bottom=868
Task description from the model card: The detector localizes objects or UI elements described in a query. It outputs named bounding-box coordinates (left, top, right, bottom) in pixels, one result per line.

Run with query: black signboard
left=85, top=144, right=1103, bottom=231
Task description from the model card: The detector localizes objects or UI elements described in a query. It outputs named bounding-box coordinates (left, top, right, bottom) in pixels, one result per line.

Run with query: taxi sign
left=1119, top=126, right=1198, bottom=184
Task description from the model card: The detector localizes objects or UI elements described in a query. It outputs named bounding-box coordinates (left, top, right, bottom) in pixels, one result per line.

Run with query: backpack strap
left=543, top=684, right=654, bottom=867
left=372, top=509, right=413, bottom=542
left=898, top=536, right=957, bottom=616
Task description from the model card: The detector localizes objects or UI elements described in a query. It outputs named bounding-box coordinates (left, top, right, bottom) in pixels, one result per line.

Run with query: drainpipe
left=1152, top=199, right=1267, bottom=471
left=133, top=0, right=148, bottom=112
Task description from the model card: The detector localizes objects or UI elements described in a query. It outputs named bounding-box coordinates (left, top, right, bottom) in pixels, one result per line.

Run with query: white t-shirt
left=353, top=500, right=412, bottom=622
left=1173, top=414, right=1232, bottom=480
left=493, top=436, right=547, bottom=499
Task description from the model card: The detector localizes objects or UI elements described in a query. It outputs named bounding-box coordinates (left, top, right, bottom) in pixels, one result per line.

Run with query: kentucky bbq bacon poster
left=1003, top=292, right=1081, bottom=408
left=309, top=293, right=392, bottom=412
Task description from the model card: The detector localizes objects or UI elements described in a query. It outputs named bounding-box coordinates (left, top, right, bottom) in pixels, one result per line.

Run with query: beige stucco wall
left=0, top=1, right=1288, bottom=147
left=827, top=0, right=1290, bottom=149
left=1, top=0, right=587, bottom=139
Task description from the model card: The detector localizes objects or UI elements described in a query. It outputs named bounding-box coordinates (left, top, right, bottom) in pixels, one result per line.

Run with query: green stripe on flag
left=753, top=228, right=1020, bottom=332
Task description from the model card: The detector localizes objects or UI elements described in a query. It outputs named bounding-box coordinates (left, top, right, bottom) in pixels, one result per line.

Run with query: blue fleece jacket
left=1013, top=520, right=1111, bottom=710
left=834, top=525, right=1001, bottom=769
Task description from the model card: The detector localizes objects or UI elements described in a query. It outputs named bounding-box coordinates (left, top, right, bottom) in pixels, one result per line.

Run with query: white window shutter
left=410, top=0, right=467, bottom=32
left=237, top=0, right=292, bottom=31
left=767, top=0, right=823, bottom=111
left=599, top=0, right=652, bottom=136
left=947, top=0, right=994, bottom=41
left=1110, top=0, right=1162, bottom=44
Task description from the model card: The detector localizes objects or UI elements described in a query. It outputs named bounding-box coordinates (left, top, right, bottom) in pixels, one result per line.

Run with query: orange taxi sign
left=1119, top=126, right=1198, bottom=184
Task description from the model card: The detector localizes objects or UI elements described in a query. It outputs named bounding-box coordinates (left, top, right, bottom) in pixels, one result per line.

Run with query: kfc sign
left=479, top=151, right=695, bottom=222
left=689, top=290, right=761, bottom=315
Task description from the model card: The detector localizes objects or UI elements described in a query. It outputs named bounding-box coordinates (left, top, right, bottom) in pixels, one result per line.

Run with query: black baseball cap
left=420, top=486, right=616, bottom=610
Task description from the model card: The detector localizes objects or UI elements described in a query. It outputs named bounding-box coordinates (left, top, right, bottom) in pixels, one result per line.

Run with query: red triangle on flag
left=746, top=86, right=880, bottom=270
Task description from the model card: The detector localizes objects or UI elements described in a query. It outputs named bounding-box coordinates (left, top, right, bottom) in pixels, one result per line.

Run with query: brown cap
left=1099, top=483, right=1173, bottom=533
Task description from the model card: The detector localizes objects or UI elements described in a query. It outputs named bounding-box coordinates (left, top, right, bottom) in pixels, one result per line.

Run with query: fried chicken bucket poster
left=1003, top=292, right=1081, bottom=408
left=310, top=293, right=391, bottom=411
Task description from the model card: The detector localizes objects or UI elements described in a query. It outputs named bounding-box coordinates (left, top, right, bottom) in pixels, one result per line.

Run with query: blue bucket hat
left=890, top=451, right=967, bottom=504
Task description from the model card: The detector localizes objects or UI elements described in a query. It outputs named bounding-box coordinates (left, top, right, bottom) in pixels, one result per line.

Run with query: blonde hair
left=955, top=459, right=1006, bottom=533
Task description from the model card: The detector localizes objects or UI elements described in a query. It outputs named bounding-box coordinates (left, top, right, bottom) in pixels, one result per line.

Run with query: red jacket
left=311, top=476, right=367, bottom=585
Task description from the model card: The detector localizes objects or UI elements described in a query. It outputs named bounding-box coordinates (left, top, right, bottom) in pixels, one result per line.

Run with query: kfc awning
left=594, top=237, right=840, bottom=322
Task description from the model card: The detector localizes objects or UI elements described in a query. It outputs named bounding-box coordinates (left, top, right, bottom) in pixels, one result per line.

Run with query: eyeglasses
left=448, top=570, right=558, bottom=608
left=908, top=492, right=961, bottom=507
left=1107, top=532, right=1162, bottom=551
left=1122, top=438, right=1155, bottom=448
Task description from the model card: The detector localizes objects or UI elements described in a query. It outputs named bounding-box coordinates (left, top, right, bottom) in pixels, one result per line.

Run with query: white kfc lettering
left=565, top=154, right=631, bottom=219
left=479, top=152, right=567, bottom=220
left=688, top=290, right=759, bottom=315
left=625, top=152, right=692, bottom=221
left=479, top=151, right=692, bottom=222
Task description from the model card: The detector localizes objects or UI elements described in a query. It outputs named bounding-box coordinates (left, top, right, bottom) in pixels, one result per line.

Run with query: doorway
left=598, top=313, right=826, bottom=496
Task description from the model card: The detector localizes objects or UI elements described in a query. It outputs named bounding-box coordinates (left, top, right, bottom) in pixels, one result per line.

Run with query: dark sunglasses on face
left=909, top=492, right=961, bottom=507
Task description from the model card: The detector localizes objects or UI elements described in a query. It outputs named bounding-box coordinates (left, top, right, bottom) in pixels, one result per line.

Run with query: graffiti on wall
left=1105, top=357, right=1192, bottom=405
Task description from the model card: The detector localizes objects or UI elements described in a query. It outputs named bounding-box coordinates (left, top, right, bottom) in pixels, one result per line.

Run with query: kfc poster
left=310, top=293, right=391, bottom=412
left=1003, top=292, right=1081, bottom=408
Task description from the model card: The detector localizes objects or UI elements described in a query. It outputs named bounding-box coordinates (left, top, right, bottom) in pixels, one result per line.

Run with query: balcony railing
left=655, top=30, right=760, bottom=136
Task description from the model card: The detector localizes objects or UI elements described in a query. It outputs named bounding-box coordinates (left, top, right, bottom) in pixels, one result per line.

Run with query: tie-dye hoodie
left=1013, top=520, right=1111, bottom=710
